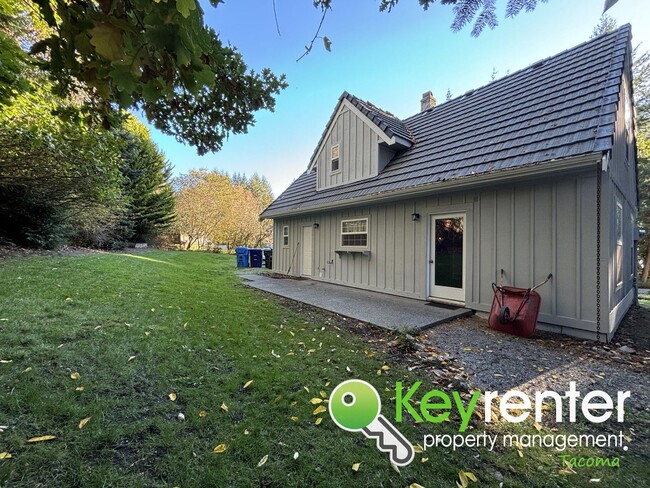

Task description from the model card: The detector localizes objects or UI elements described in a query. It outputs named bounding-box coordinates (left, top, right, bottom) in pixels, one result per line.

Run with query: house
left=260, top=25, right=638, bottom=342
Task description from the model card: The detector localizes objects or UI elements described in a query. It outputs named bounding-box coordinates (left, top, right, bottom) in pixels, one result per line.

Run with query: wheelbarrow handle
left=531, top=273, right=553, bottom=292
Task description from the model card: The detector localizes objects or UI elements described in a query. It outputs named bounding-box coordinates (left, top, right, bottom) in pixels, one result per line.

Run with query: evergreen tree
left=117, top=117, right=176, bottom=243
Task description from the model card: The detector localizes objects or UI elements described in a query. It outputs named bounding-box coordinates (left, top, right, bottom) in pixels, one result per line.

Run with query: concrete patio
left=240, top=274, right=472, bottom=331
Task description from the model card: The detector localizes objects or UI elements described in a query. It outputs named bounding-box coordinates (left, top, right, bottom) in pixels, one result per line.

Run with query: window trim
left=338, top=217, right=369, bottom=250
left=615, top=200, right=623, bottom=289
left=330, top=144, right=341, bottom=174
left=282, top=226, right=289, bottom=247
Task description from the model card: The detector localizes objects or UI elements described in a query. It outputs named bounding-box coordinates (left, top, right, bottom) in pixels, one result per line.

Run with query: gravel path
left=420, top=315, right=650, bottom=413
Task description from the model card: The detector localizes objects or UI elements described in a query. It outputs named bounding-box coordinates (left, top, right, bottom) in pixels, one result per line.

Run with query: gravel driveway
left=420, top=314, right=650, bottom=412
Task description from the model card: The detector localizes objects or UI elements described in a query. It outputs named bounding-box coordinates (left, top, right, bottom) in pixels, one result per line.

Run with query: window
left=331, top=145, right=340, bottom=172
left=615, top=201, right=623, bottom=288
left=340, top=218, right=368, bottom=248
left=624, top=87, right=633, bottom=165
left=282, top=226, right=289, bottom=247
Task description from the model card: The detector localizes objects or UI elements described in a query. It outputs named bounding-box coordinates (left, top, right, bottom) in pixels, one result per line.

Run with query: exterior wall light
left=313, top=223, right=320, bottom=229
left=411, top=213, right=420, bottom=221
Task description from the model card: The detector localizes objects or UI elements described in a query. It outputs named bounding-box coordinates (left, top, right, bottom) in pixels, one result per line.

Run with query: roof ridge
left=403, top=24, right=631, bottom=123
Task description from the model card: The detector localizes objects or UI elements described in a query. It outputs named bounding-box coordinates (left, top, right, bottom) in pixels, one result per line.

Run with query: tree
left=174, top=170, right=234, bottom=249
left=591, top=14, right=618, bottom=38
left=12, top=0, right=287, bottom=155
left=0, top=83, right=124, bottom=248
left=173, top=170, right=274, bottom=250
left=116, top=117, right=176, bottom=243
left=234, top=173, right=274, bottom=247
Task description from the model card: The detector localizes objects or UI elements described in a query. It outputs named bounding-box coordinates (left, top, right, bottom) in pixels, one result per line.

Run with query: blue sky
left=144, top=0, right=650, bottom=197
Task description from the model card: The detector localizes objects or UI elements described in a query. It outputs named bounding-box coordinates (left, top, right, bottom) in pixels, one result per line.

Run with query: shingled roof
left=262, top=25, right=631, bottom=219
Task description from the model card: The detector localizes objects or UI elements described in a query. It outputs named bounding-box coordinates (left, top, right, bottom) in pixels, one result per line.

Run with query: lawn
left=0, top=251, right=647, bottom=487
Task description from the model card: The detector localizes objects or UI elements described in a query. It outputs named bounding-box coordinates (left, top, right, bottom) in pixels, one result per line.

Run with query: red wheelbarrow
left=488, top=272, right=552, bottom=338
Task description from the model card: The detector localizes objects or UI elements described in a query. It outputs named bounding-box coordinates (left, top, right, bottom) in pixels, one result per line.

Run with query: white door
left=428, top=214, right=466, bottom=304
left=301, top=226, right=313, bottom=276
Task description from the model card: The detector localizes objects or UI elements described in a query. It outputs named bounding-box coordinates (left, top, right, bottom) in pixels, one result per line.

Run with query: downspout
left=595, top=155, right=604, bottom=343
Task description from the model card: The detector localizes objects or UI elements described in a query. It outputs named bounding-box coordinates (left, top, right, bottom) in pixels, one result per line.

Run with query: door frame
left=427, top=212, right=467, bottom=305
left=301, top=225, right=314, bottom=276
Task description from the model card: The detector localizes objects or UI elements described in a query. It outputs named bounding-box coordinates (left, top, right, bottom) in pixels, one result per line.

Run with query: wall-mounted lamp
left=313, top=223, right=320, bottom=229
left=411, top=213, right=420, bottom=221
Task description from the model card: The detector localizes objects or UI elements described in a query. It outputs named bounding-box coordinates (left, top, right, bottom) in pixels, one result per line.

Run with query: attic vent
left=463, top=89, right=476, bottom=97
left=530, top=60, right=545, bottom=70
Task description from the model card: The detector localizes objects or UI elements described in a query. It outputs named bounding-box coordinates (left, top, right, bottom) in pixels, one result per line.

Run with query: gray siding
left=605, top=48, right=637, bottom=332
left=316, top=106, right=379, bottom=190
left=273, top=169, right=601, bottom=336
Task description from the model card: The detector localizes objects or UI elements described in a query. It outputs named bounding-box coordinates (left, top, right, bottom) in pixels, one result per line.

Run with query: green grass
left=0, top=251, right=647, bottom=487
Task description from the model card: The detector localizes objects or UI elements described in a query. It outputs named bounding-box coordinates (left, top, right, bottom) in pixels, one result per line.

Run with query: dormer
left=307, top=92, right=413, bottom=191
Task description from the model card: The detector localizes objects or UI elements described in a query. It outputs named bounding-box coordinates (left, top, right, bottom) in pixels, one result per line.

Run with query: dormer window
left=331, top=145, right=340, bottom=173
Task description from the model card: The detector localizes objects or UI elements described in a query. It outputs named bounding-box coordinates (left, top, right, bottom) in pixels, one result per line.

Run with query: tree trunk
left=642, top=241, right=650, bottom=283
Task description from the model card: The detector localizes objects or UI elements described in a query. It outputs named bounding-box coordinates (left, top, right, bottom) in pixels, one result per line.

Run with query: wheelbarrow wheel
left=498, top=306, right=511, bottom=324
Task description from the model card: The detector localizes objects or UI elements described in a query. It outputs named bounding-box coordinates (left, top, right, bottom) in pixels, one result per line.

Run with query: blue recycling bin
left=249, top=248, right=263, bottom=268
left=235, top=247, right=249, bottom=268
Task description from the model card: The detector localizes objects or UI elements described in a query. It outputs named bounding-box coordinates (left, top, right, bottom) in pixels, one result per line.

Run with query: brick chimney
left=420, top=91, right=436, bottom=112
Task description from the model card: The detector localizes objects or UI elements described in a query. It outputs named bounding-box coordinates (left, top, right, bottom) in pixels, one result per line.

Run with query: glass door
left=428, top=214, right=465, bottom=303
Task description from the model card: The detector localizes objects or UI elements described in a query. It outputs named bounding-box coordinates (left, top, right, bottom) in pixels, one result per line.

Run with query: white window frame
left=339, top=217, right=369, bottom=249
left=282, top=226, right=289, bottom=247
left=624, top=87, right=633, bottom=166
left=331, top=144, right=340, bottom=174
left=615, top=201, right=623, bottom=289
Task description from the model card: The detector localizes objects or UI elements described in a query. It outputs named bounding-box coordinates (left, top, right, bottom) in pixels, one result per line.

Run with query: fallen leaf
left=290, top=416, right=299, bottom=422
left=220, top=402, right=229, bottom=413
left=27, top=435, right=56, bottom=443
left=128, top=356, right=136, bottom=362
left=243, top=380, right=254, bottom=389
left=70, top=372, right=80, bottom=380
left=310, top=398, right=323, bottom=404
left=409, top=484, right=425, bottom=488
left=315, top=417, right=323, bottom=425
left=213, top=444, right=226, bottom=453
left=459, top=471, right=469, bottom=488
left=391, top=462, right=400, bottom=473
left=413, top=443, right=424, bottom=453
left=320, top=390, right=327, bottom=398
left=144, top=331, right=150, bottom=336
left=421, top=457, right=429, bottom=463
left=313, top=405, right=326, bottom=415
left=257, top=454, right=269, bottom=467
left=293, top=451, right=299, bottom=460
left=78, top=417, right=91, bottom=429
left=465, top=471, right=478, bottom=482
left=303, top=386, right=310, bottom=393
left=351, top=462, right=361, bottom=472
left=199, top=410, right=207, bottom=418
left=0, top=360, right=12, bottom=364
left=381, top=365, right=390, bottom=371
left=169, top=392, right=177, bottom=401
left=533, top=422, right=542, bottom=432
left=0, top=452, right=12, bottom=460
left=75, top=386, right=84, bottom=391
left=23, top=367, right=32, bottom=373
left=244, top=429, right=250, bottom=435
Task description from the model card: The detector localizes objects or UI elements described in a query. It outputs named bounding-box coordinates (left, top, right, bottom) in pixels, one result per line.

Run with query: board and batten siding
left=315, top=105, right=385, bottom=190
left=272, top=170, right=601, bottom=337
left=605, top=46, right=638, bottom=332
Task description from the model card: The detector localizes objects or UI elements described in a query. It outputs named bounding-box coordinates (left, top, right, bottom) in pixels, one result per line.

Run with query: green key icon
left=329, top=379, right=415, bottom=466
